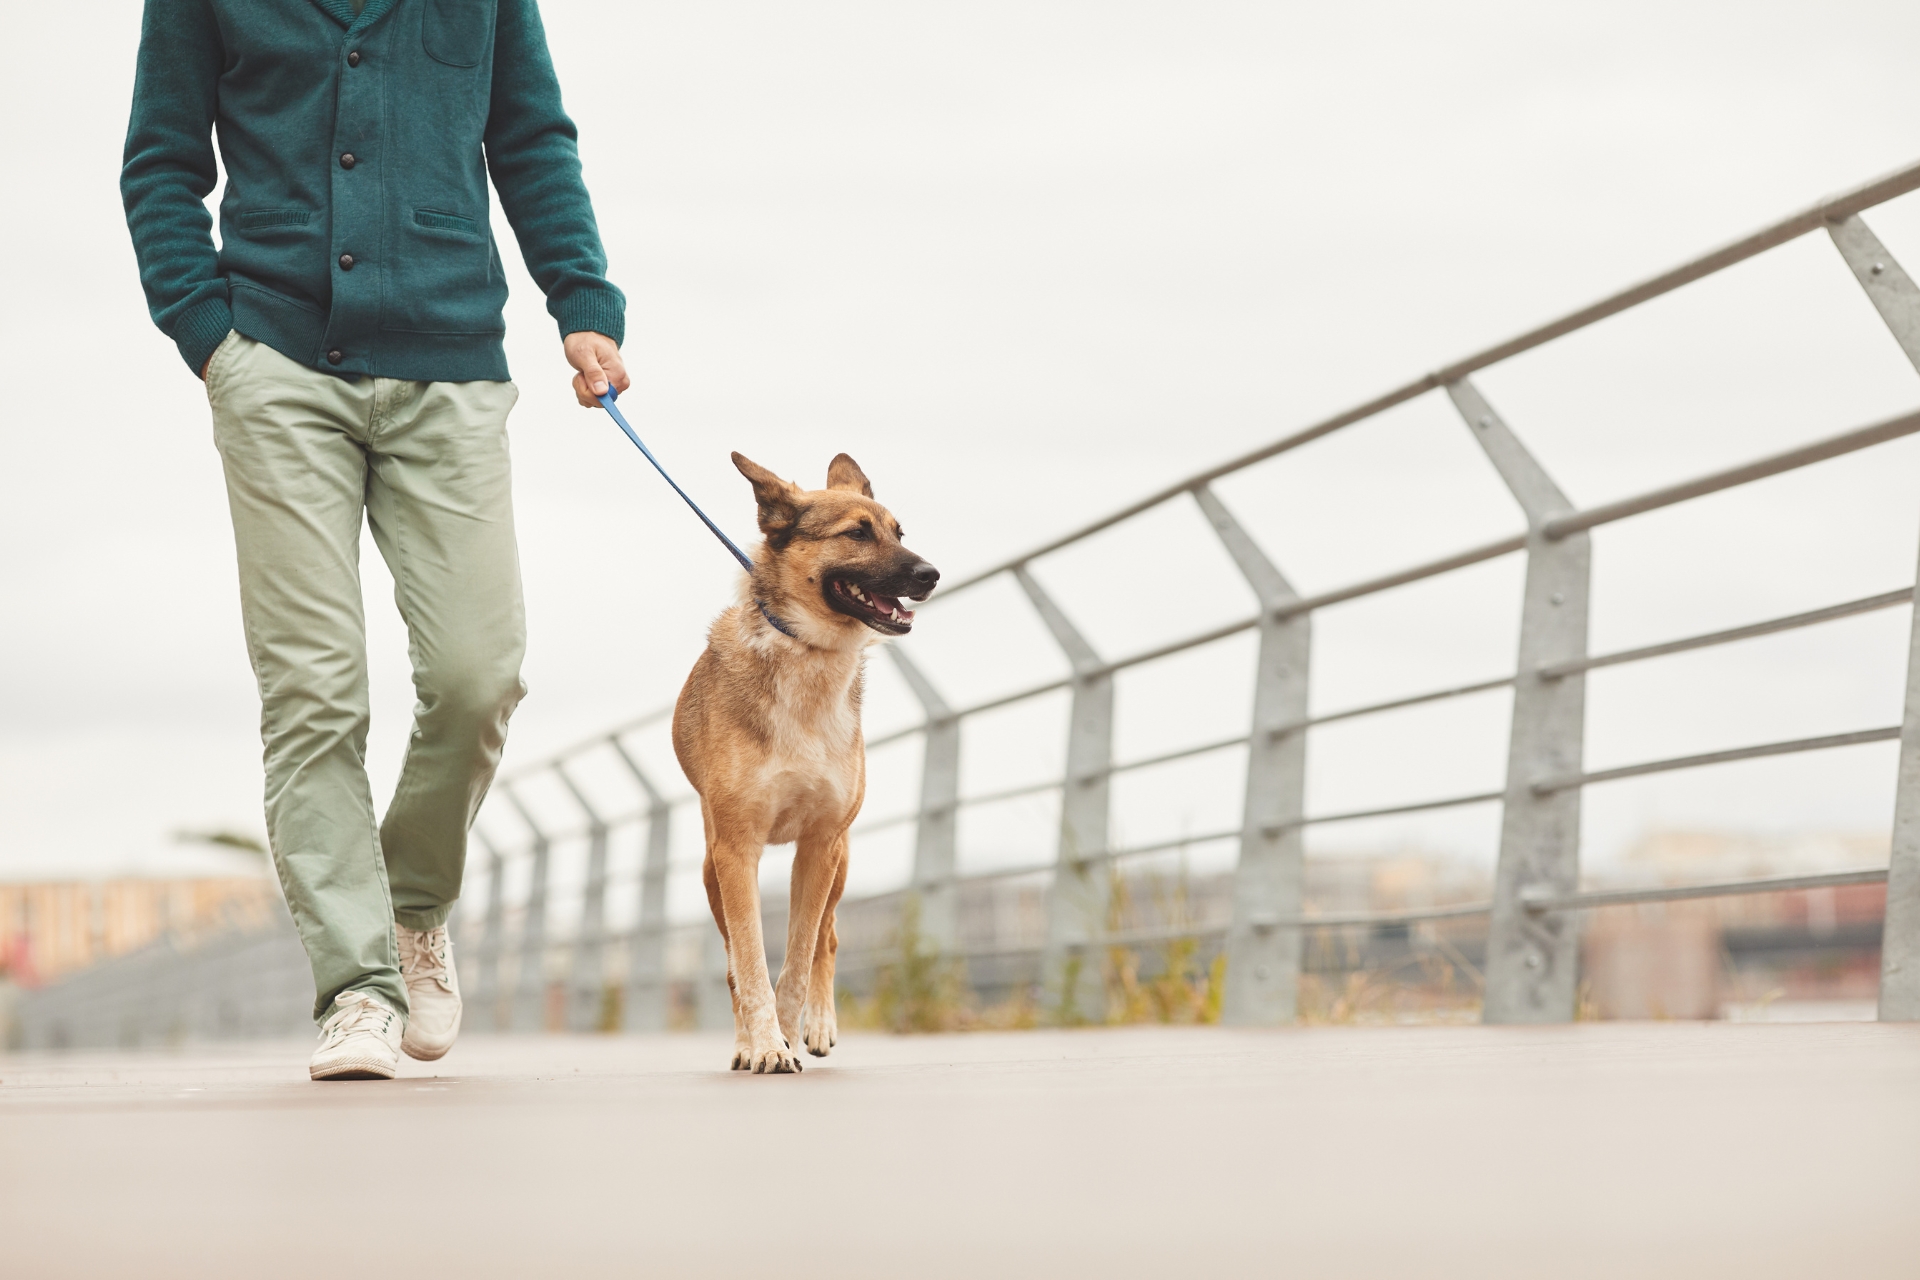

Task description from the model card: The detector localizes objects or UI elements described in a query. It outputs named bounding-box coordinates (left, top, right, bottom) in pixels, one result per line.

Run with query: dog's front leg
left=803, top=834, right=849, bottom=1057
left=779, top=827, right=846, bottom=1055
left=711, top=838, right=799, bottom=1074
left=701, top=853, right=752, bottom=1069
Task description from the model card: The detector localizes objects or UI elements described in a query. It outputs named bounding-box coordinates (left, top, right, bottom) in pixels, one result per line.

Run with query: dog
left=672, top=452, right=939, bottom=1073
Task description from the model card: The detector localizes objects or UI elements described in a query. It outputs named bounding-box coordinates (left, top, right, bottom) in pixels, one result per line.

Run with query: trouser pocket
left=202, top=329, right=246, bottom=405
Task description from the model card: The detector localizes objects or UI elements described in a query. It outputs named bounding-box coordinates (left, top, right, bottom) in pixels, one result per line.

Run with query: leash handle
left=596, top=389, right=755, bottom=572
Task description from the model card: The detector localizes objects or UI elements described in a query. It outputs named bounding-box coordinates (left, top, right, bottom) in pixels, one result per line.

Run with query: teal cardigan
left=122, top=0, right=625, bottom=381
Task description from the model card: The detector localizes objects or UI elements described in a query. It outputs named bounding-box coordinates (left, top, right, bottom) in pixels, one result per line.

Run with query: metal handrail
left=493, top=597, right=1917, bottom=868
left=1540, top=586, right=1915, bottom=679
left=1540, top=408, right=1920, bottom=540
left=872, top=406, right=1920, bottom=751
left=934, top=156, right=1920, bottom=598
left=1531, top=727, right=1901, bottom=794
left=1521, top=866, right=1889, bottom=913
left=494, top=707, right=674, bottom=789
left=485, top=581, right=1919, bottom=862
left=831, top=865, right=1894, bottom=970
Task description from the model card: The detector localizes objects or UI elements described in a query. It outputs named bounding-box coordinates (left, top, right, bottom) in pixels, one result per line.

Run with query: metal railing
left=450, top=156, right=1920, bottom=1030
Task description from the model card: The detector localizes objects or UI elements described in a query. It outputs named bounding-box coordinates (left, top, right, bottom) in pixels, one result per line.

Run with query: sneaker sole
left=403, top=1007, right=462, bottom=1062
left=310, top=1058, right=398, bottom=1081
left=402, top=1035, right=454, bottom=1062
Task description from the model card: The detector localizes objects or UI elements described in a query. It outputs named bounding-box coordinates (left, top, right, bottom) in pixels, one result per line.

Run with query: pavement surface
left=2, top=1022, right=1916, bottom=1278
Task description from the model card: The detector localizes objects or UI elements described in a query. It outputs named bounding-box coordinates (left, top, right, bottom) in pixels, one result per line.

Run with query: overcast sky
left=7, top=2, right=1920, bottom=913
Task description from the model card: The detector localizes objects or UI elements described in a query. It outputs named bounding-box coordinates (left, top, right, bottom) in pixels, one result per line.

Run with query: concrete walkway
left=2, top=1023, right=1915, bottom=1278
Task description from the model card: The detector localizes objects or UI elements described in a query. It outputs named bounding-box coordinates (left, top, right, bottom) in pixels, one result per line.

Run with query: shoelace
left=320, top=993, right=395, bottom=1045
left=400, top=927, right=453, bottom=991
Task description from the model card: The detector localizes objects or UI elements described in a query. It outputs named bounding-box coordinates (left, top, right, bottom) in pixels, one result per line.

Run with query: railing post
left=1828, top=214, right=1920, bottom=379
left=470, top=830, right=507, bottom=1030
left=1015, top=565, right=1113, bottom=1023
left=553, top=764, right=610, bottom=1033
left=502, top=787, right=552, bottom=1033
left=609, top=737, right=674, bottom=1032
left=1193, top=485, right=1311, bottom=1025
left=1826, top=213, right=1920, bottom=1019
left=887, top=646, right=962, bottom=954
left=1447, top=378, right=1591, bottom=1024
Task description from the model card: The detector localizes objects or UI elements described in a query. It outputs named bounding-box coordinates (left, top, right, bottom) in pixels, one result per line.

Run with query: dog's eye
left=842, top=526, right=871, bottom=541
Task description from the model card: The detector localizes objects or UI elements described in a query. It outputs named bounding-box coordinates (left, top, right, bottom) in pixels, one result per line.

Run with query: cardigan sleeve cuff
left=172, top=295, right=235, bottom=377
left=553, top=285, right=626, bottom=347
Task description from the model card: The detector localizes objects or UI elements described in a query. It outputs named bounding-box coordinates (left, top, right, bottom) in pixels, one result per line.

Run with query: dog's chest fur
left=758, top=655, right=862, bottom=829
left=728, top=607, right=868, bottom=840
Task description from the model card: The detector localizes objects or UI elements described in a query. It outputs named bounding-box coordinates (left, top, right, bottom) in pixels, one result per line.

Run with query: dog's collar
left=756, top=599, right=801, bottom=639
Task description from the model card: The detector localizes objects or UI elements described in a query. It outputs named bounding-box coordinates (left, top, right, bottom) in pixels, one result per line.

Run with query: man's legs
left=362, top=376, right=526, bottom=930
left=210, top=335, right=525, bottom=1039
left=208, top=334, right=407, bottom=1022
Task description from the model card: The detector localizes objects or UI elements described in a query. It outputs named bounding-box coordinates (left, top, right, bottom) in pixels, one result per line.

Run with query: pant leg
left=362, top=374, right=527, bottom=932
left=207, top=334, right=408, bottom=1023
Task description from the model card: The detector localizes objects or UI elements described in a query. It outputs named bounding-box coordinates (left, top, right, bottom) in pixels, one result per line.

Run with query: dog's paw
left=804, top=1008, right=837, bottom=1058
left=729, top=1031, right=754, bottom=1071
left=748, top=1037, right=801, bottom=1074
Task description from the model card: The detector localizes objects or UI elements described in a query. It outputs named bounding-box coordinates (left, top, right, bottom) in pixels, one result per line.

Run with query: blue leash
left=595, top=389, right=800, bottom=638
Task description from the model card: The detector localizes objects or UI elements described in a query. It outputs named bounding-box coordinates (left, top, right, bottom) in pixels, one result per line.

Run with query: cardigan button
left=347, top=50, right=361, bottom=67
left=326, top=350, right=344, bottom=366
left=339, top=152, right=356, bottom=170
left=338, top=253, right=355, bottom=271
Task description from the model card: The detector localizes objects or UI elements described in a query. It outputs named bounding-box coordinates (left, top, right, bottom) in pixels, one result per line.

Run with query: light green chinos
left=206, top=333, right=526, bottom=1023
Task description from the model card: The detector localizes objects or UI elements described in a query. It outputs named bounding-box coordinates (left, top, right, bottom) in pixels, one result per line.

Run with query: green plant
left=597, top=984, right=623, bottom=1033
left=1099, top=862, right=1224, bottom=1026
left=859, top=895, right=969, bottom=1033
left=1054, top=951, right=1090, bottom=1026
left=1297, top=945, right=1485, bottom=1025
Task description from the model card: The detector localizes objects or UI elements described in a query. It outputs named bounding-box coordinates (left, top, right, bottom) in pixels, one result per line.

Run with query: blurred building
left=1581, top=829, right=1886, bottom=1019
left=0, top=875, right=281, bottom=988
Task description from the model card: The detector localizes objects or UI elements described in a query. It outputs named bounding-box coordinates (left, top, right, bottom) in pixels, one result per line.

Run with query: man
left=122, top=0, right=627, bottom=1080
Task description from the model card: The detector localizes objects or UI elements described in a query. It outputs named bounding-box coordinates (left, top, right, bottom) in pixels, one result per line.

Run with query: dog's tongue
left=873, top=593, right=914, bottom=623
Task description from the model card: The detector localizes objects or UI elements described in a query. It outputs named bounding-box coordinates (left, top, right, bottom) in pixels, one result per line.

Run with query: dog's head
left=733, top=452, right=939, bottom=640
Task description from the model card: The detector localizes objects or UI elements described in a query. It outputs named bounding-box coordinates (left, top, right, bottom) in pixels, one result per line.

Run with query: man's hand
left=564, top=330, right=629, bottom=408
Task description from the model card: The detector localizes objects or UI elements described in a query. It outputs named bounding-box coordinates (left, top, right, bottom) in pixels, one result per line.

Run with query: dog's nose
left=910, top=561, right=940, bottom=588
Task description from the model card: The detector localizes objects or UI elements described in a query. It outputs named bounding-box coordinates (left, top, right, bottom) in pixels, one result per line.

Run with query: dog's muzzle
left=826, top=560, right=939, bottom=635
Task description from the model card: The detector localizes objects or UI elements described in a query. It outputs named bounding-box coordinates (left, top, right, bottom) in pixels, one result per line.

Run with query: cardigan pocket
left=234, top=209, right=312, bottom=238
left=414, top=209, right=482, bottom=238
left=234, top=209, right=313, bottom=235
left=381, top=208, right=506, bottom=334
left=422, top=0, right=493, bottom=68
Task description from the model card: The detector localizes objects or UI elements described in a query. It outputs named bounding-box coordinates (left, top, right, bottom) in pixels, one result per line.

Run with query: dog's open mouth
left=826, top=577, right=916, bottom=634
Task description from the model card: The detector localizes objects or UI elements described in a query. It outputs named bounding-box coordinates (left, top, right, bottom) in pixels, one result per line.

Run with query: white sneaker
left=397, top=923, right=462, bottom=1061
left=310, top=989, right=403, bottom=1081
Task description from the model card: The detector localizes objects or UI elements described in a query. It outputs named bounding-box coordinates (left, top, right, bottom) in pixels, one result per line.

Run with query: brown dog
left=672, top=452, right=939, bottom=1073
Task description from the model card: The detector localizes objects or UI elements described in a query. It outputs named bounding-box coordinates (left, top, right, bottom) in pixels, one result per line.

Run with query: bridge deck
left=2, top=1023, right=1914, bottom=1277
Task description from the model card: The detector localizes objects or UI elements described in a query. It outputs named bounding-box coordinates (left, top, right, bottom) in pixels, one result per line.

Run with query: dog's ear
left=825, top=453, right=874, bottom=498
left=732, top=452, right=804, bottom=544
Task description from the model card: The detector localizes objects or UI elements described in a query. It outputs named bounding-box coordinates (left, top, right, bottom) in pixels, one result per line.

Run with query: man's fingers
left=572, top=372, right=600, bottom=408
left=600, top=344, right=631, bottom=394
left=576, top=348, right=609, bottom=397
